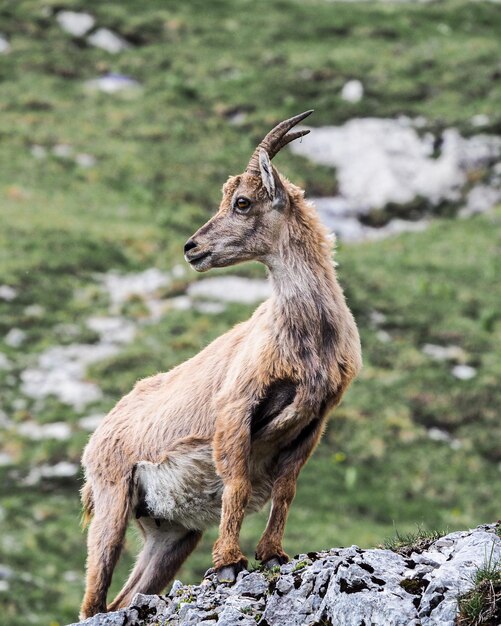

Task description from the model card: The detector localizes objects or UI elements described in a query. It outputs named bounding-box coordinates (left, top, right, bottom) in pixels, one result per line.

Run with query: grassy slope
left=0, top=1, right=500, bottom=624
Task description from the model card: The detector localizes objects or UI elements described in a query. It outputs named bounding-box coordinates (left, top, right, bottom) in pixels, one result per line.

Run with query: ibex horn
left=246, top=110, right=314, bottom=175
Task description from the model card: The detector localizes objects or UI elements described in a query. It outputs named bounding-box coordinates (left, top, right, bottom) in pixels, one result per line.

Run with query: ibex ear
left=259, top=149, right=286, bottom=210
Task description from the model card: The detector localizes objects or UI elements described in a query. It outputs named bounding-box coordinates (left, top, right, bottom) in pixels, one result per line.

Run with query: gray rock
left=231, top=571, right=268, bottom=597
left=87, top=29, right=130, bottom=54
left=0, top=34, right=11, bottom=54
left=84, top=75, right=142, bottom=95
left=341, top=79, right=364, bottom=103
left=290, top=118, right=501, bottom=213
left=4, top=328, right=26, bottom=348
left=56, top=11, right=95, bottom=37
left=187, top=276, right=271, bottom=304
left=66, top=524, right=500, bottom=626
left=0, top=285, right=17, bottom=301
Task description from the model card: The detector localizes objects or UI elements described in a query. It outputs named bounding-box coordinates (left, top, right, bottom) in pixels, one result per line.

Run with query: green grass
left=382, top=526, right=446, bottom=555
left=0, top=1, right=500, bottom=625
left=458, top=544, right=501, bottom=626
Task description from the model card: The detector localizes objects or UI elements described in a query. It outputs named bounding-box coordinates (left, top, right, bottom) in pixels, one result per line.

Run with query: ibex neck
left=264, top=217, right=346, bottom=368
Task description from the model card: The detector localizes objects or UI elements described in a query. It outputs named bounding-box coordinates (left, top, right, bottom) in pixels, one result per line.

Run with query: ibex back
left=80, top=110, right=362, bottom=619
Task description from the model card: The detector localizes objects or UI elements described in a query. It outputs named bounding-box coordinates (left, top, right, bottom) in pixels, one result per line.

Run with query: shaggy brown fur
left=79, top=111, right=362, bottom=619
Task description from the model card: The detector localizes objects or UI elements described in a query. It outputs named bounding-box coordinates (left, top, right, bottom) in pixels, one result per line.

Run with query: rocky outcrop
left=70, top=524, right=500, bottom=626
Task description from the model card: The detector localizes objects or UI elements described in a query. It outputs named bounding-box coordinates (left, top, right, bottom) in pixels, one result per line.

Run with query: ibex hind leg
left=80, top=481, right=131, bottom=619
left=108, top=519, right=202, bottom=611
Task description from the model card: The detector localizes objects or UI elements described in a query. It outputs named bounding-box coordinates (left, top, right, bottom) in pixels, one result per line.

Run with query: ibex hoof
left=216, top=561, right=246, bottom=583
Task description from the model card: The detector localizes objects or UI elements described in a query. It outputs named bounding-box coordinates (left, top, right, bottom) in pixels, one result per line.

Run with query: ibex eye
left=234, top=196, right=251, bottom=212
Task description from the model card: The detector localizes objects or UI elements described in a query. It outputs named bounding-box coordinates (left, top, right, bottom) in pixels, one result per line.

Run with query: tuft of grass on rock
left=457, top=546, right=501, bottom=626
left=381, top=526, right=446, bottom=556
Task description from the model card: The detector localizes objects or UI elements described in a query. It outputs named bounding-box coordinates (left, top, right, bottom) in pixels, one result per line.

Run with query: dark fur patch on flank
left=251, top=380, right=297, bottom=436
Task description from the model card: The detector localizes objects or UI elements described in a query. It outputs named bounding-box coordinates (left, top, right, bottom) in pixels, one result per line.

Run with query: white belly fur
left=135, top=443, right=273, bottom=531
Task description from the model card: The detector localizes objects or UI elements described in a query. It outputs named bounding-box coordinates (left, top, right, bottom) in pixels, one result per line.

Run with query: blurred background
left=0, top=1, right=500, bottom=624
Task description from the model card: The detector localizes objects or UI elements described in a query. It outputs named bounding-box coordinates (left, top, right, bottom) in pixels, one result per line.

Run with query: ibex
left=80, top=110, right=362, bottom=619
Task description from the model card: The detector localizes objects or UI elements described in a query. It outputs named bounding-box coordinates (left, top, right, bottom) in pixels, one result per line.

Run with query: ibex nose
left=184, top=239, right=197, bottom=254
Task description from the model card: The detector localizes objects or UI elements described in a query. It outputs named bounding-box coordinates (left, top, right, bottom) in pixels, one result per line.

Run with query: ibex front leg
left=255, top=416, right=324, bottom=567
left=211, top=404, right=252, bottom=582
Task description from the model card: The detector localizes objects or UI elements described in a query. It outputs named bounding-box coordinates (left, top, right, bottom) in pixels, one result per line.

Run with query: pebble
left=341, top=79, right=364, bottom=103
left=75, top=153, right=96, bottom=168
left=451, top=364, right=477, bottom=380
left=56, top=11, right=95, bottom=37
left=24, top=461, right=79, bottom=486
left=470, top=113, right=490, bottom=128
left=86, top=316, right=136, bottom=344
left=0, top=35, right=10, bottom=54
left=52, top=144, right=73, bottom=158
left=4, top=328, right=26, bottom=348
left=84, top=74, right=142, bottom=94
left=0, top=285, right=17, bottom=301
left=427, top=427, right=462, bottom=450
left=422, top=344, right=467, bottom=362
left=30, top=145, right=47, bottom=159
left=78, top=413, right=105, bottom=431
left=187, top=277, right=271, bottom=304
left=103, top=268, right=170, bottom=310
left=87, top=28, right=130, bottom=54
left=16, top=421, right=72, bottom=441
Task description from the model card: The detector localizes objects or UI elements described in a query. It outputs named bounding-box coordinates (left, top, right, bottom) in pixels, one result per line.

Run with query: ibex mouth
left=185, top=250, right=211, bottom=266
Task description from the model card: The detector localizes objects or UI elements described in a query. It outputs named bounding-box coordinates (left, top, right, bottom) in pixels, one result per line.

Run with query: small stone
left=228, top=111, right=247, bottom=126
left=0, top=353, right=11, bottom=370
left=86, top=316, right=136, bottom=344
left=376, top=330, right=392, bottom=343
left=87, top=28, right=130, bottom=54
left=30, top=145, right=47, bottom=159
left=437, top=23, right=451, bottom=35
left=52, top=144, right=73, bottom=158
left=187, top=277, right=271, bottom=304
left=427, top=427, right=462, bottom=450
left=470, top=114, right=490, bottom=128
left=232, top=572, right=268, bottom=597
left=24, top=304, right=45, bottom=318
left=16, top=421, right=72, bottom=441
left=370, top=310, right=387, bottom=327
left=459, top=185, right=501, bottom=217
left=78, top=413, right=105, bottom=432
left=103, top=268, right=170, bottom=308
left=63, top=570, right=82, bottom=583
left=171, top=264, right=187, bottom=279
left=4, top=328, right=26, bottom=347
left=84, top=74, right=142, bottom=94
left=0, top=35, right=10, bottom=54
left=75, top=153, right=96, bottom=168
left=0, top=453, right=13, bottom=466
left=422, top=344, right=467, bottom=362
left=0, top=564, right=13, bottom=579
left=24, top=461, right=78, bottom=486
left=0, top=285, right=17, bottom=301
left=194, top=301, right=226, bottom=315
left=341, top=79, right=364, bottom=103
left=56, top=11, right=95, bottom=37
left=167, top=295, right=191, bottom=311
left=451, top=364, right=476, bottom=380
